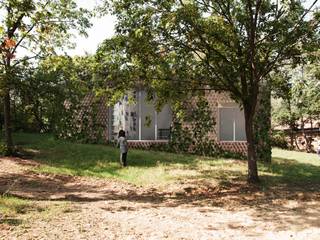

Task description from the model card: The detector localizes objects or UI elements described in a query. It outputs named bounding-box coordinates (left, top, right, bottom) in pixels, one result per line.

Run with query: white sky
left=69, top=0, right=319, bottom=56
left=67, top=0, right=116, bottom=56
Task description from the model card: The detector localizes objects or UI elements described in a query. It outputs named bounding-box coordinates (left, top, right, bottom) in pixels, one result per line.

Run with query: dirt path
left=1, top=158, right=320, bottom=240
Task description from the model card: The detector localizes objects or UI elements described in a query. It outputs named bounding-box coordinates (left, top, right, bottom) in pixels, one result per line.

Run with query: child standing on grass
left=117, top=130, right=128, bottom=167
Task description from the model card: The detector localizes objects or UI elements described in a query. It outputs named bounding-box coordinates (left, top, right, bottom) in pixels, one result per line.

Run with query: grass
left=0, top=196, right=32, bottom=217
left=3, top=132, right=320, bottom=188
left=1, top=133, right=318, bottom=236
left=0, top=195, right=36, bottom=226
left=0, top=194, right=71, bottom=227
left=13, top=133, right=228, bottom=186
left=1, top=133, right=320, bottom=226
left=259, top=148, right=320, bottom=186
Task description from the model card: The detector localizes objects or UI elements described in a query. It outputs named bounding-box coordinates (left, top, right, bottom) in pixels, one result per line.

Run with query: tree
left=106, top=0, right=320, bottom=182
left=272, top=59, right=320, bottom=151
left=0, top=0, right=91, bottom=155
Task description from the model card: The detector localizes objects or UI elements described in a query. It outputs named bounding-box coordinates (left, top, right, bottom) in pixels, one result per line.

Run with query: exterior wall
left=140, top=91, right=156, bottom=140
left=81, top=94, right=110, bottom=141
left=86, top=90, right=247, bottom=156
left=128, top=140, right=168, bottom=149
left=205, top=91, right=247, bottom=155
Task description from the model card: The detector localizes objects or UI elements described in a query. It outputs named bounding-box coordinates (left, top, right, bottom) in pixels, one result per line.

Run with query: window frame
left=218, top=104, right=247, bottom=142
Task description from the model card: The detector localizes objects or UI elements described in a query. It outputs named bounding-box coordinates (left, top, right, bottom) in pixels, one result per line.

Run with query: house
left=110, top=90, right=172, bottom=148
left=101, top=90, right=248, bottom=155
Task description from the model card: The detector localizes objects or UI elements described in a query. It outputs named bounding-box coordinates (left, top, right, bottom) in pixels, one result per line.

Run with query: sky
left=69, top=0, right=320, bottom=56
left=67, top=0, right=116, bottom=56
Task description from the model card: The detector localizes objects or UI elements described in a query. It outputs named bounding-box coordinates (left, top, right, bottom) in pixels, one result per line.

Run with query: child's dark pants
left=120, top=152, right=127, bottom=166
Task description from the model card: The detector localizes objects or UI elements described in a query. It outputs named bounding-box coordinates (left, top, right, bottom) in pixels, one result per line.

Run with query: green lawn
left=1, top=133, right=320, bottom=220
left=3, top=133, right=320, bottom=187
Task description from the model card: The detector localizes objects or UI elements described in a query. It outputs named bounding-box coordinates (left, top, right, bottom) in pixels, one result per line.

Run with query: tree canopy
left=272, top=54, right=320, bottom=151
left=105, top=0, right=320, bottom=182
left=0, top=0, right=92, bottom=154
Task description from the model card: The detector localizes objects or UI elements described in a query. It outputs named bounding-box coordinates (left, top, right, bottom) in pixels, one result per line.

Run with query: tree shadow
left=1, top=168, right=319, bottom=232
left=3, top=136, right=320, bottom=233
left=0, top=218, right=23, bottom=226
left=260, top=157, right=320, bottom=189
left=1, top=158, right=320, bottom=233
left=14, top=133, right=205, bottom=173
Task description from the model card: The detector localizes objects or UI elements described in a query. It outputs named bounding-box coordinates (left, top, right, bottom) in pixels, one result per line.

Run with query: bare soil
left=0, top=157, right=319, bottom=240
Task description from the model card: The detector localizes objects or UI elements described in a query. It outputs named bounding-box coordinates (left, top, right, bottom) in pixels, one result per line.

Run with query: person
left=117, top=130, right=128, bottom=167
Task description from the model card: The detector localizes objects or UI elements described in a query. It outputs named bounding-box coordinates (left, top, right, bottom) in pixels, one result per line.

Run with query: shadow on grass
left=1, top=168, right=319, bottom=232
left=2, top=133, right=320, bottom=233
left=0, top=218, right=23, bottom=226
left=260, top=157, right=320, bottom=189
left=13, top=133, right=203, bottom=179
left=8, top=133, right=320, bottom=189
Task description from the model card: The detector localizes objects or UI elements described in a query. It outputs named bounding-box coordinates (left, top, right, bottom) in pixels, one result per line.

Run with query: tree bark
left=244, top=106, right=260, bottom=183
left=254, top=81, right=272, bottom=163
left=3, top=90, right=14, bottom=155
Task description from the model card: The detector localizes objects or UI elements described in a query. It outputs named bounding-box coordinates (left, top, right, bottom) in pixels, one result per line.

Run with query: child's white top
left=117, top=137, right=128, bottom=153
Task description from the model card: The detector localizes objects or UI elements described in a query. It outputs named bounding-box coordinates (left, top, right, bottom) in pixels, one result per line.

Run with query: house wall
left=81, top=94, right=110, bottom=141
left=85, top=90, right=247, bottom=156
left=205, top=91, right=247, bottom=155
left=140, top=91, right=156, bottom=140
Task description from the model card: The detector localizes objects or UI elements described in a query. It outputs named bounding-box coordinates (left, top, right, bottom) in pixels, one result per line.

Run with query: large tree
left=12, top=55, right=96, bottom=134
left=272, top=58, right=320, bottom=151
left=0, top=0, right=91, bottom=154
left=107, top=0, right=320, bottom=182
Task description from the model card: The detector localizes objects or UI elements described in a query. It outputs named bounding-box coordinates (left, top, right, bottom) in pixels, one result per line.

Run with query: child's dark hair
left=118, top=130, right=126, bottom=137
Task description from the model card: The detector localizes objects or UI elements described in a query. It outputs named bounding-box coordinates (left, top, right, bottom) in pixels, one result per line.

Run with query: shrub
left=0, top=143, right=8, bottom=156
left=271, top=131, right=288, bottom=149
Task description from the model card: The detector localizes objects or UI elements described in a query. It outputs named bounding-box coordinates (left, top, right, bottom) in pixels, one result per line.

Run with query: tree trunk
left=254, top=81, right=271, bottom=163
left=3, top=90, right=14, bottom=155
left=244, top=107, right=260, bottom=183
left=290, top=126, right=294, bottom=149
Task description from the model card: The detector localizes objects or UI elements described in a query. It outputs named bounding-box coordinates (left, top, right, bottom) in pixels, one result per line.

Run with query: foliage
left=272, top=59, right=320, bottom=151
left=170, top=96, right=219, bottom=156
left=105, top=0, right=320, bottom=182
left=10, top=55, right=107, bottom=143
left=254, top=82, right=272, bottom=162
left=0, top=0, right=92, bottom=154
left=0, top=143, right=8, bottom=156
left=94, top=36, right=140, bottom=105
left=0, top=0, right=91, bottom=65
left=271, top=131, right=289, bottom=149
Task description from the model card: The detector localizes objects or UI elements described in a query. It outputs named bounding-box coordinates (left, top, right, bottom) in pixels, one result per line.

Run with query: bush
left=0, top=143, right=7, bottom=156
left=271, top=131, right=288, bottom=149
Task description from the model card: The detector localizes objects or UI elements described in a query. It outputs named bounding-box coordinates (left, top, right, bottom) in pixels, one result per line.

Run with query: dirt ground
left=0, top=157, right=319, bottom=240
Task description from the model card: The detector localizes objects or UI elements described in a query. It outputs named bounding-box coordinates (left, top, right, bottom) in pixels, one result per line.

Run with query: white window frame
left=218, top=104, right=247, bottom=142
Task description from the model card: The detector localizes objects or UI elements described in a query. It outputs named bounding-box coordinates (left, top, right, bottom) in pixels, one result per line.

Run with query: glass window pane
left=235, top=108, right=246, bottom=141
left=219, top=108, right=234, bottom=141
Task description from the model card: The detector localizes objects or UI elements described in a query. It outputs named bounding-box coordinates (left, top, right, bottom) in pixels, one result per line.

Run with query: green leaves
left=272, top=61, right=320, bottom=130
left=0, top=0, right=92, bottom=63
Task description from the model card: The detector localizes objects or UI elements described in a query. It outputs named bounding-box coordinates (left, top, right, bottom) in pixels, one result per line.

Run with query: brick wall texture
left=87, top=91, right=247, bottom=156
left=81, top=94, right=110, bottom=141
left=204, top=91, right=247, bottom=156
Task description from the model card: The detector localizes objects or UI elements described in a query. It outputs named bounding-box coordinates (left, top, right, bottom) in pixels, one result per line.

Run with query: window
left=219, top=107, right=246, bottom=141
left=131, top=112, right=137, bottom=131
